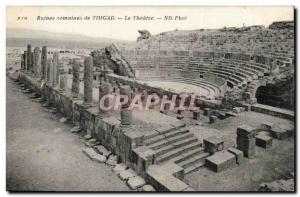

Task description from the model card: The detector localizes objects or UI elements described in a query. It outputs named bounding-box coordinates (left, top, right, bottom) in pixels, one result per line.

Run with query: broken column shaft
left=83, top=56, right=94, bottom=105
left=21, top=54, right=25, bottom=70
left=26, top=44, right=32, bottom=71
left=71, top=59, right=80, bottom=98
left=46, top=58, right=54, bottom=85
left=52, top=52, right=59, bottom=87
left=41, top=46, right=47, bottom=79
left=59, top=73, right=67, bottom=92
left=33, top=47, right=41, bottom=78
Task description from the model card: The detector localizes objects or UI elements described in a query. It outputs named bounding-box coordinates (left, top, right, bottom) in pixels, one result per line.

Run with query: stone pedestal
left=236, top=125, right=256, bottom=158
left=121, top=108, right=133, bottom=125
left=204, top=108, right=211, bottom=116
left=204, top=136, right=224, bottom=154
left=193, top=109, right=201, bottom=120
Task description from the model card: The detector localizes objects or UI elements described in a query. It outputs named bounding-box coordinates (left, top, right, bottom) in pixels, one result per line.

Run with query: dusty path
left=6, top=78, right=130, bottom=191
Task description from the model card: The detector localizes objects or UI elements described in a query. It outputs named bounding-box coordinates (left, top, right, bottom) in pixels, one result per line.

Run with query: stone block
left=91, top=154, right=107, bottom=163
left=270, top=127, right=290, bottom=140
left=141, top=184, right=156, bottom=192
left=176, top=115, right=184, bottom=120
left=106, top=154, right=118, bottom=166
left=193, top=110, right=201, bottom=120
left=205, top=151, right=236, bottom=172
left=119, top=168, right=137, bottom=181
left=233, top=107, right=241, bottom=114
left=95, top=145, right=112, bottom=157
left=113, top=163, right=128, bottom=175
left=255, top=134, right=272, bottom=149
left=127, top=176, right=146, bottom=190
left=209, top=115, right=217, bottom=124
left=82, top=147, right=98, bottom=159
left=204, top=136, right=224, bottom=154
left=227, top=147, right=244, bottom=164
left=203, top=108, right=211, bottom=116
left=260, top=121, right=274, bottom=131
left=237, top=124, right=256, bottom=138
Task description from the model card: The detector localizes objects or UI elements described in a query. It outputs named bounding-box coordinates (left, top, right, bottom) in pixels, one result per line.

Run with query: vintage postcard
left=6, top=6, right=295, bottom=192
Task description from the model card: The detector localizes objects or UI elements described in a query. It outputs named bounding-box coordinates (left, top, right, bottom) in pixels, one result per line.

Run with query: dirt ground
left=185, top=111, right=295, bottom=191
left=6, top=78, right=130, bottom=191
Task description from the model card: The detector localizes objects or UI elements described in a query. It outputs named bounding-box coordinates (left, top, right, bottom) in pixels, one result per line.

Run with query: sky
left=6, top=6, right=294, bottom=41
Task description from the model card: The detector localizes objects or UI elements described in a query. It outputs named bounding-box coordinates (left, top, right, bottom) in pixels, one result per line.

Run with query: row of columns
left=21, top=44, right=133, bottom=126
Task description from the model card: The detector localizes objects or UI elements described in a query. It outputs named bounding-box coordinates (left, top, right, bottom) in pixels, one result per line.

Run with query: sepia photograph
left=5, top=6, right=295, bottom=192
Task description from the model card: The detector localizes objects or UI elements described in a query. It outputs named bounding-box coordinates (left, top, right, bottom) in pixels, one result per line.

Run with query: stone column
left=26, top=44, right=32, bottom=71
left=59, top=73, right=67, bottom=92
left=71, top=59, right=80, bottom=98
left=33, top=47, right=41, bottom=78
left=83, top=56, right=94, bottom=105
left=21, top=54, right=25, bottom=70
left=120, top=85, right=133, bottom=126
left=24, top=51, right=27, bottom=70
left=53, top=52, right=59, bottom=86
left=41, top=46, right=47, bottom=79
left=46, top=58, right=53, bottom=85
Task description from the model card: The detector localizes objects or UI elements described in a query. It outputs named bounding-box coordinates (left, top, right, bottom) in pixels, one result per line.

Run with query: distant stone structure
left=137, top=30, right=151, bottom=41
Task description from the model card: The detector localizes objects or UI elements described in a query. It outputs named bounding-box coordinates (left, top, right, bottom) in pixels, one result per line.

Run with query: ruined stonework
left=137, top=30, right=151, bottom=41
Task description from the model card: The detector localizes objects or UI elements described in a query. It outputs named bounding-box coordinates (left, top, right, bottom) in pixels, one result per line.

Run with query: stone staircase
left=144, top=125, right=210, bottom=174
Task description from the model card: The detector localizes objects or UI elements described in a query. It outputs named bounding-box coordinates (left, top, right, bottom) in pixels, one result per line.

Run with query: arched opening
left=255, top=78, right=294, bottom=110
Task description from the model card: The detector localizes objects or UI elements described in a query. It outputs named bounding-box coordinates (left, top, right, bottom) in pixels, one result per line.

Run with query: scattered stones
left=258, top=178, right=294, bottom=191
left=47, top=108, right=57, bottom=114
left=106, top=154, right=118, bottom=166
left=70, top=125, right=81, bottom=133
left=119, top=168, right=137, bottom=181
left=127, top=176, right=146, bottom=190
left=95, top=145, right=112, bottom=157
left=141, top=184, right=156, bottom=192
left=82, top=147, right=98, bottom=159
left=255, top=134, right=273, bottom=149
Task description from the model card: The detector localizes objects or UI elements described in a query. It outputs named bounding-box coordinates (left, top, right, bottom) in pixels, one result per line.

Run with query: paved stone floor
left=6, top=78, right=130, bottom=191
left=185, top=111, right=295, bottom=191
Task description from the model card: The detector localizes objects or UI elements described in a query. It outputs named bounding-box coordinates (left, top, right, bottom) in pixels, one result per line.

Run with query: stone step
left=156, top=141, right=202, bottom=163
left=149, top=132, right=194, bottom=150
left=177, top=152, right=210, bottom=169
left=184, top=161, right=205, bottom=175
left=144, top=128, right=188, bottom=146
left=144, top=135, right=165, bottom=146
left=170, top=147, right=205, bottom=163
